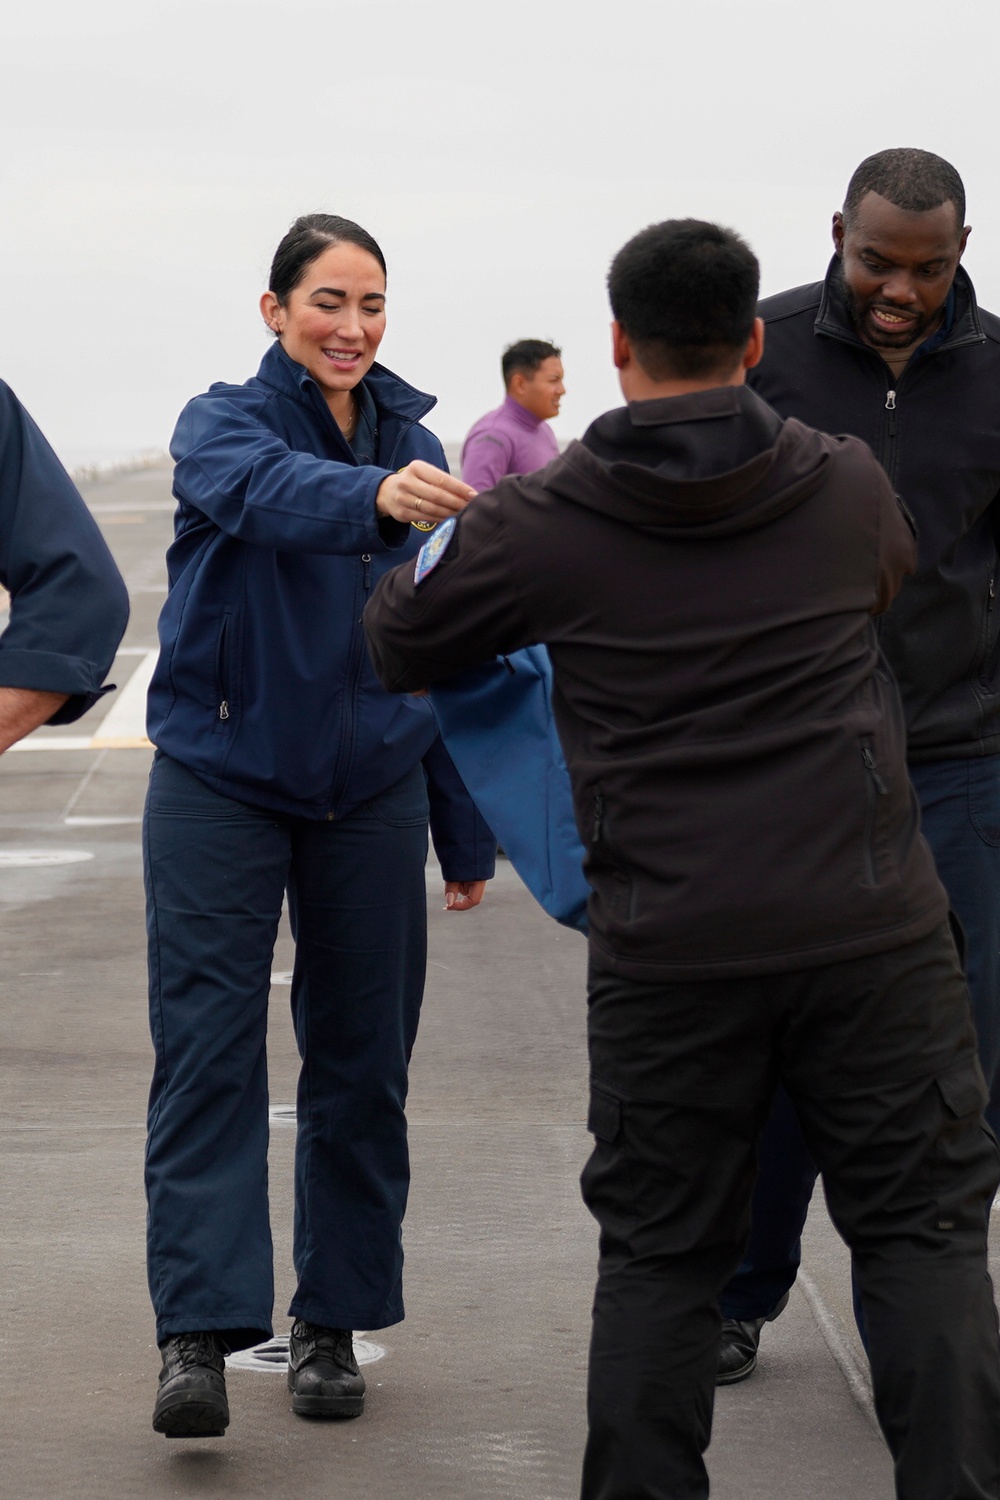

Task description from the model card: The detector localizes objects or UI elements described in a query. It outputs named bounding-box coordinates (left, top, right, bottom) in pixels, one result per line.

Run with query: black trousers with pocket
left=580, top=923, right=1000, bottom=1500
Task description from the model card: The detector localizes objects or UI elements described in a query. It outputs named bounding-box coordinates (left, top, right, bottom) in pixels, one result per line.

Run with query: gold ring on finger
left=415, top=497, right=423, bottom=512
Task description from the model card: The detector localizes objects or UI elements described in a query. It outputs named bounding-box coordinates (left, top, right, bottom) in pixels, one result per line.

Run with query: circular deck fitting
left=226, top=1332, right=386, bottom=1373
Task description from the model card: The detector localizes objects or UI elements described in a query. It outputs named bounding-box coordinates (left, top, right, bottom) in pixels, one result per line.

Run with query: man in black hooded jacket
left=363, top=220, right=1000, bottom=1500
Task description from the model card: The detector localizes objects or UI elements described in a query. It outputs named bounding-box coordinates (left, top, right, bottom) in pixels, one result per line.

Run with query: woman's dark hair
left=268, top=214, right=387, bottom=304
left=608, top=219, right=759, bottom=380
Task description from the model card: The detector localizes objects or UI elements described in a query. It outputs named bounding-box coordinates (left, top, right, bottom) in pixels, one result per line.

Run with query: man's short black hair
left=502, top=339, right=561, bottom=388
left=843, top=148, right=966, bottom=229
left=607, top=219, right=759, bottom=381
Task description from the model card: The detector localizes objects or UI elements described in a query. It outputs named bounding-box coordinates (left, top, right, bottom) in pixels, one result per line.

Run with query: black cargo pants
left=580, top=923, right=1000, bottom=1500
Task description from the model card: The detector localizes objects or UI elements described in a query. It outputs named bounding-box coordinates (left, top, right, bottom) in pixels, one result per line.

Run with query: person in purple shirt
left=461, top=339, right=564, bottom=490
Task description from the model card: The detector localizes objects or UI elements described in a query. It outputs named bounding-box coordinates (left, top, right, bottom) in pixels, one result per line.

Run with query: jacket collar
left=502, top=393, right=547, bottom=431
left=626, top=385, right=748, bottom=427
left=814, top=256, right=985, bottom=354
left=254, top=340, right=438, bottom=424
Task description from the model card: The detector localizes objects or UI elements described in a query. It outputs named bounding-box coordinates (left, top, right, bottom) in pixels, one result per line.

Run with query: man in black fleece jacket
left=718, top=148, right=1000, bottom=1390
left=363, top=221, right=1000, bottom=1500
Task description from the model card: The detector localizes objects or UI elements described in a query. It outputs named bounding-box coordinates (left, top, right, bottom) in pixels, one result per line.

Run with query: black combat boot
left=287, top=1320, right=366, bottom=1418
left=152, top=1331, right=230, bottom=1436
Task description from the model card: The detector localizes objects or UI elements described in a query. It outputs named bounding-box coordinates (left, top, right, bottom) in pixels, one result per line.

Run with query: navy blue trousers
left=720, top=754, right=1000, bottom=1322
left=144, top=753, right=429, bottom=1352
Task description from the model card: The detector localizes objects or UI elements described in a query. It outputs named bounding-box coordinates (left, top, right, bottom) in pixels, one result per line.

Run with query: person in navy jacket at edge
left=0, top=383, right=128, bottom=749
left=143, top=214, right=495, bottom=1440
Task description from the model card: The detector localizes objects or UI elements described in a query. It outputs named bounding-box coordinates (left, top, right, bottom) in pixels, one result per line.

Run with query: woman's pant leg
left=286, top=765, right=429, bottom=1331
left=144, top=753, right=289, bottom=1351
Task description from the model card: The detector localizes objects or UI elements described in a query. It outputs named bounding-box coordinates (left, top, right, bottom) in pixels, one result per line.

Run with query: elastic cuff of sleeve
left=439, top=856, right=497, bottom=884
left=377, top=514, right=412, bottom=549
left=0, top=648, right=107, bottom=695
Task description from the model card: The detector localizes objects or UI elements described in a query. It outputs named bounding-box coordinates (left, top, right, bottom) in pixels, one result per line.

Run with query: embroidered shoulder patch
left=414, top=517, right=457, bottom=584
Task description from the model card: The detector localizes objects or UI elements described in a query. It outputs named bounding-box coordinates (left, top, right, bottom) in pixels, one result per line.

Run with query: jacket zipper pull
left=862, top=745, right=887, bottom=794
left=592, top=793, right=604, bottom=844
left=362, top=553, right=371, bottom=593
left=884, top=388, right=897, bottom=438
left=218, top=700, right=230, bottom=722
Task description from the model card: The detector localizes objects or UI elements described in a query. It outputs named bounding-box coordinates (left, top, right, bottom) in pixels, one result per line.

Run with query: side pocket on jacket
left=860, top=736, right=889, bottom=885
left=591, top=789, right=637, bottom=921
left=214, top=611, right=233, bottom=731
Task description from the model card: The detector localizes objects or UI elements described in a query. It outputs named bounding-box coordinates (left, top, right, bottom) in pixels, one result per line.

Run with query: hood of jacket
left=543, top=384, right=832, bottom=539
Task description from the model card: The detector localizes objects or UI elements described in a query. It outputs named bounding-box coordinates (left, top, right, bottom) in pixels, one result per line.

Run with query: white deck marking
left=797, top=1268, right=877, bottom=1429
left=89, top=649, right=157, bottom=747
left=64, top=816, right=142, bottom=826
left=89, top=500, right=176, bottom=514
left=9, top=649, right=158, bottom=753
left=8, top=736, right=95, bottom=752
left=0, top=849, right=93, bottom=867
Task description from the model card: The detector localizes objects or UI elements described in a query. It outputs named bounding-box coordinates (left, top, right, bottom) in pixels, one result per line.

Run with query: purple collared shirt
left=460, top=395, right=559, bottom=491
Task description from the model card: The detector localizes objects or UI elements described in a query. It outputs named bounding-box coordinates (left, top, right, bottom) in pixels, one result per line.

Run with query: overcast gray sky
left=4, top=0, right=999, bottom=466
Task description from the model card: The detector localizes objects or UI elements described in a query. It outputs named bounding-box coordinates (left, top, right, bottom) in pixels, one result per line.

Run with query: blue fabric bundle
left=429, top=646, right=589, bottom=934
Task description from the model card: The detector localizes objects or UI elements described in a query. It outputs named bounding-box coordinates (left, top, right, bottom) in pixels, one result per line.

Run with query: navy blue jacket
left=148, top=342, right=494, bottom=881
left=0, top=382, right=128, bottom=721
left=749, top=261, right=1000, bottom=761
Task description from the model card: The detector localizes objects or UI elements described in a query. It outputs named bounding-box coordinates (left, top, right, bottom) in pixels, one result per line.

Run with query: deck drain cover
left=269, top=1104, right=297, bottom=1125
left=0, top=849, right=94, bottom=867
left=226, top=1333, right=385, bottom=1373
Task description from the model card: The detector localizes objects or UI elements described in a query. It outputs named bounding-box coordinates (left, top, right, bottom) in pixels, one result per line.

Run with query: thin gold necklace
left=340, top=396, right=359, bottom=442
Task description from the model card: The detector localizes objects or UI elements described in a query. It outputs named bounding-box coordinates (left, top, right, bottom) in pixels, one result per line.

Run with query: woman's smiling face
left=261, top=241, right=387, bottom=403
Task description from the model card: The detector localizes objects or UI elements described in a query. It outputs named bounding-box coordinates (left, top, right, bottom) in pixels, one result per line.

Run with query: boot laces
left=292, top=1321, right=352, bottom=1363
left=174, top=1332, right=223, bottom=1368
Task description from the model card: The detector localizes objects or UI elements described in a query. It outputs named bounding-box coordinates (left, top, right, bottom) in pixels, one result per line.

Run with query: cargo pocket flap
left=587, top=1086, right=622, bottom=1143
left=936, top=1062, right=987, bottom=1120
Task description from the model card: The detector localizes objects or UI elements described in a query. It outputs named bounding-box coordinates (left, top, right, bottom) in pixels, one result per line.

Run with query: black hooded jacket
left=364, top=386, right=947, bottom=979
left=749, top=260, right=1000, bottom=762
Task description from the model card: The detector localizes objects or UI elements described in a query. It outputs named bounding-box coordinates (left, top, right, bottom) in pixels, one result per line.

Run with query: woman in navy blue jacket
left=144, top=214, right=495, bottom=1438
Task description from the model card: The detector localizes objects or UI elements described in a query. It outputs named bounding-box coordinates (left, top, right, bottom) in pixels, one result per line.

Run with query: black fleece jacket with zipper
left=363, top=385, right=947, bottom=979
left=748, top=260, right=1000, bottom=762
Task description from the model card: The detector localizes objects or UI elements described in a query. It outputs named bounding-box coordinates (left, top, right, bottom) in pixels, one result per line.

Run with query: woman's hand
left=376, top=461, right=476, bottom=526
left=443, top=880, right=488, bottom=912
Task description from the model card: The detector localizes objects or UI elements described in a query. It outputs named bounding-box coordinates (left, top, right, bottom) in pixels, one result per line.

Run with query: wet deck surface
left=0, top=468, right=917, bottom=1497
